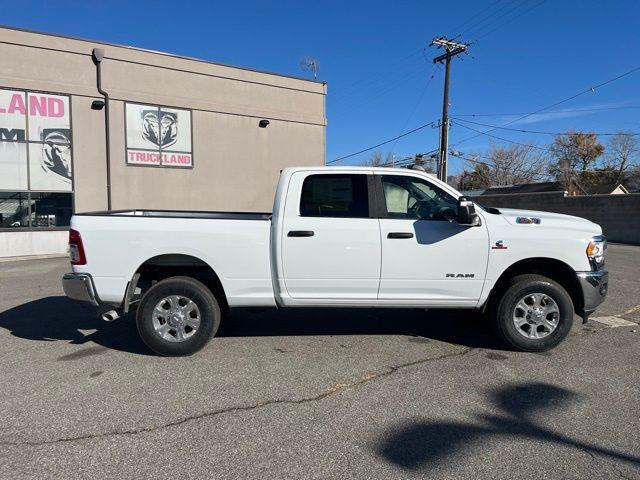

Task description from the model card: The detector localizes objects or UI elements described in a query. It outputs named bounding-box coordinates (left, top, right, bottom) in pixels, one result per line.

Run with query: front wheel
left=494, top=274, right=574, bottom=352
left=136, top=276, right=220, bottom=356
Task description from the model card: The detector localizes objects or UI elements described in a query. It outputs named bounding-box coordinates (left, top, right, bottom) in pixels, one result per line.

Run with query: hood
left=496, top=208, right=602, bottom=235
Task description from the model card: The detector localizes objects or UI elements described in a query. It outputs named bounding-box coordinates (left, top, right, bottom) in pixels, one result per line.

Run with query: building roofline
left=0, top=24, right=326, bottom=86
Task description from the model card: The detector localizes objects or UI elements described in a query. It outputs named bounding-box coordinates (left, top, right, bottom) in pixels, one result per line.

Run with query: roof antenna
left=300, top=57, right=320, bottom=80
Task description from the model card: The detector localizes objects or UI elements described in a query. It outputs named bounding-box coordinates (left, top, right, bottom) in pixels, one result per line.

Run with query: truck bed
left=70, top=210, right=275, bottom=307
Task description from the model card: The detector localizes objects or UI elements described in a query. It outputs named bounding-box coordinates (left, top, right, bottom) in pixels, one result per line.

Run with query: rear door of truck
left=279, top=170, right=380, bottom=300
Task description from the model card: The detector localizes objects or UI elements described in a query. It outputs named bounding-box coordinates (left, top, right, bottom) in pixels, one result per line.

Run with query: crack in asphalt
left=620, top=304, right=640, bottom=317
left=580, top=447, right=637, bottom=480
left=611, top=462, right=636, bottom=480
left=0, top=346, right=474, bottom=447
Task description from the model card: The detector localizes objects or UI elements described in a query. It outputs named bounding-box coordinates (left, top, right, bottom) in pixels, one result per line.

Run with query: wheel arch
left=484, top=257, right=583, bottom=317
left=131, top=253, right=229, bottom=312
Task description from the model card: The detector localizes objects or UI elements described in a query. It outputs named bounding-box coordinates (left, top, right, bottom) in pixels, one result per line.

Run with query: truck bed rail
left=75, top=209, right=272, bottom=221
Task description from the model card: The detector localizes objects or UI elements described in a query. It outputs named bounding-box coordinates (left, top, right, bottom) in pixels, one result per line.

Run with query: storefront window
left=0, top=191, right=71, bottom=229
left=0, top=192, right=29, bottom=228
left=1, top=87, right=73, bottom=230
left=29, top=192, right=72, bottom=228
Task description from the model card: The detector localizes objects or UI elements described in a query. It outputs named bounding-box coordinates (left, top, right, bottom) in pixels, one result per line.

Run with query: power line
left=451, top=65, right=640, bottom=147
left=328, top=121, right=437, bottom=164
left=452, top=105, right=640, bottom=117
left=499, top=65, right=640, bottom=125
left=472, top=0, right=548, bottom=42
left=463, top=0, right=530, bottom=38
left=452, top=117, right=640, bottom=136
left=329, top=1, right=547, bottom=169
left=380, top=155, right=414, bottom=167
left=449, top=150, right=549, bottom=179
left=450, top=150, right=505, bottom=167
left=331, top=49, right=425, bottom=102
left=446, top=0, right=502, bottom=37
left=452, top=121, right=551, bottom=151
left=388, top=65, right=440, bottom=155
left=457, top=0, right=528, bottom=38
left=332, top=63, right=430, bottom=110
left=450, top=149, right=632, bottom=179
left=333, top=66, right=440, bottom=165
left=452, top=149, right=540, bottom=166
left=380, top=150, right=441, bottom=168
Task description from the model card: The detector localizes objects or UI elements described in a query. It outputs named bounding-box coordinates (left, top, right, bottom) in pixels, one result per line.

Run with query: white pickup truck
left=62, top=166, right=608, bottom=356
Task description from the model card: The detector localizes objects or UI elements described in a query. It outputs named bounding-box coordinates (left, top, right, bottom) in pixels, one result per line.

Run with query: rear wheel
left=494, top=274, right=573, bottom=352
left=136, top=276, right=220, bottom=356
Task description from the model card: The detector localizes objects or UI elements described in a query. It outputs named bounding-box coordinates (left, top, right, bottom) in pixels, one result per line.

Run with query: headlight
left=586, top=236, right=606, bottom=269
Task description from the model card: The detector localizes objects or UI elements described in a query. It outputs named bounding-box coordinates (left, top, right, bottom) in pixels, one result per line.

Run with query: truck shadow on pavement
left=0, top=296, right=502, bottom=356
left=0, top=296, right=149, bottom=356
left=220, top=306, right=502, bottom=348
left=374, top=382, right=640, bottom=472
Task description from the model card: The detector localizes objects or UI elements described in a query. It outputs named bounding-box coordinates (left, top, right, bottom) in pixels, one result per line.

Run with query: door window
left=380, top=175, right=457, bottom=221
left=300, top=174, right=369, bottom=218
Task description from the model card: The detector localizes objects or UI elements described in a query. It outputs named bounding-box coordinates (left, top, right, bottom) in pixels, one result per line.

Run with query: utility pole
left=430, top=37, right=468, bottom=182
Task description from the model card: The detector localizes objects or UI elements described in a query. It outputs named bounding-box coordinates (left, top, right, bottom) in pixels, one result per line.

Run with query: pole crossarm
left=433, top=46, right=467, bottom=64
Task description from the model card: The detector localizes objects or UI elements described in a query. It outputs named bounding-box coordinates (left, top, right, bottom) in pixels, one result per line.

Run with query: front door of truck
left=280, top=171, right=381, bottom=300
left=376, top=173, right=489, bottom=305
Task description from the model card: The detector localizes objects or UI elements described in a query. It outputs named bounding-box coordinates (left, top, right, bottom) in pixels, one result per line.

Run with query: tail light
left=69, top=229, right=87, bottom=265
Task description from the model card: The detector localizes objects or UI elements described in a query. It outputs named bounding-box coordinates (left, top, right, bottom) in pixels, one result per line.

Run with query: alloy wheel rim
left=512, top=292, right=559, bottom=340
left=152, top=295, right=201, bottom=342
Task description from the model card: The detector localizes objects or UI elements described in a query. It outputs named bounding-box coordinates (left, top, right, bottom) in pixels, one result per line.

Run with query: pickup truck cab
left=62, top=166, right=608, bottom=356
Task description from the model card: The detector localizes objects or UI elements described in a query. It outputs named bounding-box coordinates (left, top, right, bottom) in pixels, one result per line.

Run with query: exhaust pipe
left=102, top=310, right=119, bottom=322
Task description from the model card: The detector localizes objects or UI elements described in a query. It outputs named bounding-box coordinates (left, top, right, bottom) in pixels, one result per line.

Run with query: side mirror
left=457, top=197, right=480, bottom=226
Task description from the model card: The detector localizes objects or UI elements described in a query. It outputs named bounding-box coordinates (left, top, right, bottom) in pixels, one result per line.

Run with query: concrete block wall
left=471, top=192, right=640, bottom=244
left=0, top=231, right=68, bottom=258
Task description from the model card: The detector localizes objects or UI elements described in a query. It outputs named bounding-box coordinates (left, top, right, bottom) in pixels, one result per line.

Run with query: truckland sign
left=125, top=103, right=193, bottom=168
left=0, top=88, right=72, bottom=191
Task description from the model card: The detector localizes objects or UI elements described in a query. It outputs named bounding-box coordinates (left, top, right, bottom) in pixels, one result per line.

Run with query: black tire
left=136, top=276, right=220, bottom=356
left=494, top=274, right=574, bottom=352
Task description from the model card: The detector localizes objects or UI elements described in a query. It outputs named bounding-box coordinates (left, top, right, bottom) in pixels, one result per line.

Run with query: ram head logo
left=40, top=128, right=72, bottom=181
left=141, top=110, right=178, bottom=148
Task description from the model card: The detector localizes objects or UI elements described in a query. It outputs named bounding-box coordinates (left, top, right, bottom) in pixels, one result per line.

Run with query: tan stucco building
left=0, top=26, right=326, bottom=257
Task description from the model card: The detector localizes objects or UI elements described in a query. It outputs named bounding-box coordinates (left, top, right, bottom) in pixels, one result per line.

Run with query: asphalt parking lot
left=0, top=245, right=639, bottom=479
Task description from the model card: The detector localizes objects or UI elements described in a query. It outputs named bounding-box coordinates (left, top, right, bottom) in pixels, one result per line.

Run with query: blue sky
left=5, top=0, right=640, bottom=173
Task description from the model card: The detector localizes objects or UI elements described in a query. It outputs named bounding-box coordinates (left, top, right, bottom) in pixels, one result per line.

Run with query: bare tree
left=550, top=131, right=604, bottom=173
left=485, top=142, right=549, bottom=186
left=456, top=142, right=549, bottom=190
left=603, top=132, right=639, bottom=184
left=628, top=165, right=640, bottom=192
left=364, top=151, right=395, bottom=167
left=457, top=163, right=492, bottom=191
left=549, top=131, right=604, bottom=192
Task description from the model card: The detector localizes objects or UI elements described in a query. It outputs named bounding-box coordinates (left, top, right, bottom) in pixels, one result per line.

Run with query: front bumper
left=576, top=270, right=608, bottom=319
left=62, top=272, right=100, bottom=307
